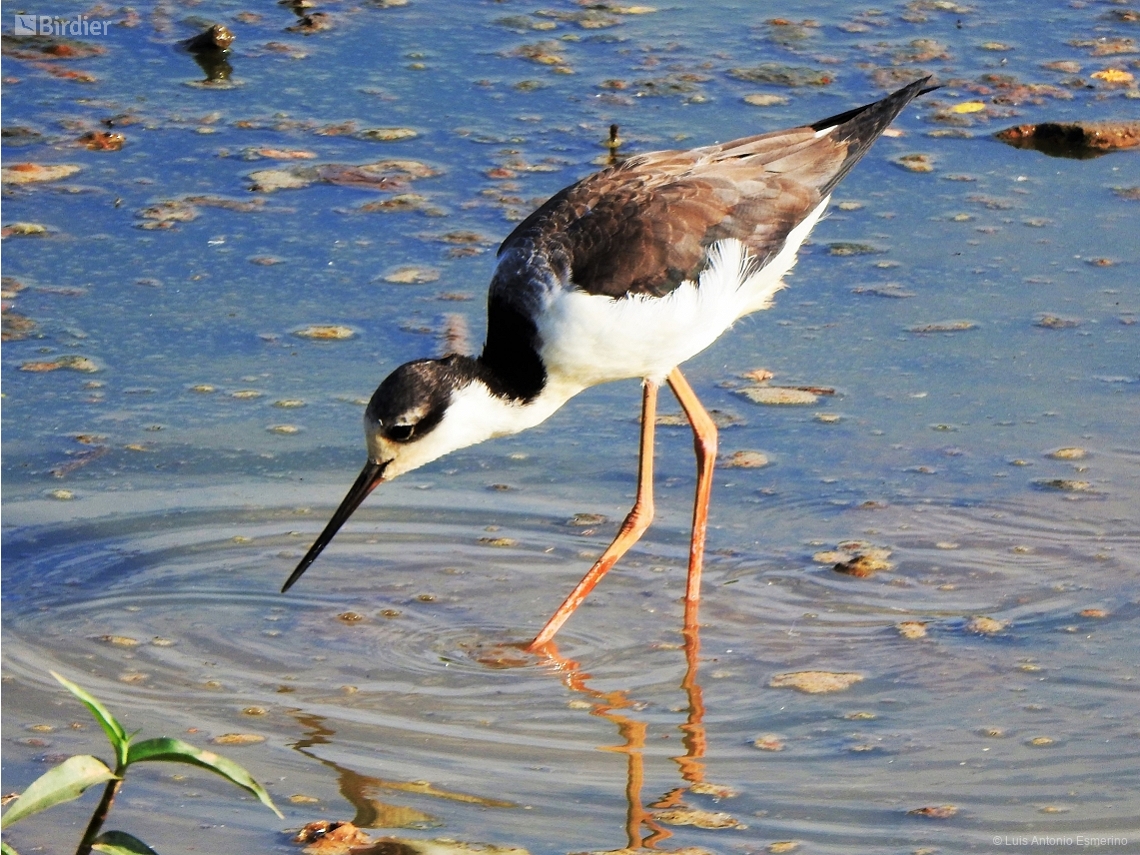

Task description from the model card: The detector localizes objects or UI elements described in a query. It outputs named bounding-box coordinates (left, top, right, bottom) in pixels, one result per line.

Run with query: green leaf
left=3, top=840, right=22, bottom=855
left=126, top=738, right=283, bottom=819
left=0, top=755, right=118, bottom=828
left=91, top=830, right=160, bottom=855
left=51, top=671, right=130, bottom=768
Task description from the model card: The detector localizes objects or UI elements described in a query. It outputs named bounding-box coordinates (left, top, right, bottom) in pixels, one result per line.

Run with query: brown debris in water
left=20, top=355, right=99, bottom=373
left=287, top=12, right=334, bottom=35
left=895, top=152, right=934, bottom=172
left=995, top=121, right=1140, bottom=158
left=908, top=804, right=959, bottom=819
left=292, top=823, right=529, bottom=855
left=1, top=162, right=81, bottom=184
left=138, top=199, right=198, bottom=229
left=734, top=369, right=834, bottom=405
left=1068, top=36, right=1136, bottom=57
left=727, top=63, right=834, bottom=86
left=689, top=781, right=738, bottom=799
left=833, top=551, right=892, bottom=577
left=1, top=223, right=50, bottom=238
left=478, top=536, right=518, bottom=547
left=356, top=193, right=442, bottom=216
left=655, top=408, right=742, bottom=428
left=358, top=127, right=418, bottom=142
left=1047, top=447, right=1087, bottom=460
left=294, top=325, right=355, bottom=340
left=293, top=821, right=370, bottom=854
left=967, top=616, right=1008, bottom=635
left=1035, top=478, right=1093, bottom=492
left=910, top=319, right=976, bottom=333
left=814, top=541, right=893, bottom=577
left=737, top=386, right=817, bottom=406
left=654, top=806, right=747, bottom=829
left=184, top=24, right=235, bottom=53
left=744, top=93, right=790, bottom=107
left=896, top=620, right=928, bottom=639
left=245, top=147, right=318, bottom=161
left=1035, top=314, right=1080, bottom=329
left=2, top=311, right=37, bottom=341
left=1, top=34, right=107, bottom=61
left=753, top=734, right=785, bottom=751
left=211, top=732, right=266, bottom=745
left=769, top=671, right=863, bottom=693
left=510, top=41, right=572, bottom=72
left=568, top=513, right=607, bottom=527
left=1091, top=68, right=1134, bottom=85
left=78, top=131, right=125, bottom=151
left=250, top=159, right=438, bottom=193
left=722, top=450, right=769, bottom=468
left=382, top=266, right=440, bottom=284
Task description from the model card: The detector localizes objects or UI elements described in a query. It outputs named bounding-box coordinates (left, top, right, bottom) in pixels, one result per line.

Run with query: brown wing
left=495, top=77, right=932, bottom=300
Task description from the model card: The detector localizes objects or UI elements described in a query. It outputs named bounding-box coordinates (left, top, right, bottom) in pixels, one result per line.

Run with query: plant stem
left=75, top=777, right=122, bottom=855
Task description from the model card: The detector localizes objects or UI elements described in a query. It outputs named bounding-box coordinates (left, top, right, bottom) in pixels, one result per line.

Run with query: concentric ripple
left=4, top=494, right=1139, bottom=854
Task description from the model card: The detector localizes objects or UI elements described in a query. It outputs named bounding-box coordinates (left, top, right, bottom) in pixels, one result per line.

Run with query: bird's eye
left=386, top=423, right=415, bottom=442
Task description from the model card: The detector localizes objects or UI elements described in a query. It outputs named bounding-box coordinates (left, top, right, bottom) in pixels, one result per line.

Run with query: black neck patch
left=478, top=292, right=547, bottom=402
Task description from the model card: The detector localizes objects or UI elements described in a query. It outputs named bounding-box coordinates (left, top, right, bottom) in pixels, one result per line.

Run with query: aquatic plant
left=0, top=672, right=282, bottom=855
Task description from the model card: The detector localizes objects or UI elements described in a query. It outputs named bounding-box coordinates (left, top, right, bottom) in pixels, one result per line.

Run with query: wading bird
left=282, top=78, right=934, bottom=651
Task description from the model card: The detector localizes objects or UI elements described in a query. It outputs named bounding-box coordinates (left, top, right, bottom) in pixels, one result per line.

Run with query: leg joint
left=692, top=419, right=717, bottom=460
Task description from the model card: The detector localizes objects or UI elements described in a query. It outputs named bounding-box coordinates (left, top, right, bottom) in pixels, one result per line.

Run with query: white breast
left=537, top=195, right=829, bottom=386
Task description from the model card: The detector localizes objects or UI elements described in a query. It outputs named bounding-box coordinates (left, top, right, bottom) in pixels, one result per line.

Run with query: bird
left=282, top=78, right=935, bottom=651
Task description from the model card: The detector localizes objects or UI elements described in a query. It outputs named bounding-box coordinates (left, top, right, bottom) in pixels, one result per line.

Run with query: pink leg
left=527, top=381, right=658, bottom=651
left=665, top=367, right=718, bottom=629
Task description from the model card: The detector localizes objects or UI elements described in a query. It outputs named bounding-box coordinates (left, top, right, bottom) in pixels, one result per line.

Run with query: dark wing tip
left=810, top=77, right=937, bottom=197
left=809, top=76, right=935, bottom=135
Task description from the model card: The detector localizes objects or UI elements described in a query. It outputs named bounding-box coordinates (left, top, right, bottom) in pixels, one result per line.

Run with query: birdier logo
left=13, top=14, right=109, bottom=36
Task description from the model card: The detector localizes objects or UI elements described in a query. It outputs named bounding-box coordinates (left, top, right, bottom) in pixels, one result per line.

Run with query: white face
left=364, top=381, right=561, bottom=480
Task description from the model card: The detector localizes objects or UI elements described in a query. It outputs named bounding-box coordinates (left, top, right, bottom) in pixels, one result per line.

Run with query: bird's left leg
left=666, top=367, right=718, bottom=628
left=526, top=380, right=659, bottom=651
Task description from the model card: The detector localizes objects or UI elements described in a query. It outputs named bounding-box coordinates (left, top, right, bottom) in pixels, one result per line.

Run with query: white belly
left=537, top=196, right=829, bottom=386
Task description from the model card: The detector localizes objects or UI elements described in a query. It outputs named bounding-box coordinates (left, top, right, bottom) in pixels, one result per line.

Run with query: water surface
left=3, top=1, right=1138, bottom=852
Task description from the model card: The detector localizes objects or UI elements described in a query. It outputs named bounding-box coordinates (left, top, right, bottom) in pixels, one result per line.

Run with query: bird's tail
left=811, top=77, right=938, bottom=197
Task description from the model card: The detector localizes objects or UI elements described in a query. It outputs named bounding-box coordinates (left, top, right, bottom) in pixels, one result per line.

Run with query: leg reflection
left=548, top=648, right=667, bottom=848
left=541, top=609, right=740, bottom=849
left=650, top=617, right=708, bottom=813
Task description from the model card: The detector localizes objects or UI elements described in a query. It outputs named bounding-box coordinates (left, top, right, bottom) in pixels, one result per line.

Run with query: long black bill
left=281, top=459, right=388, bottom=593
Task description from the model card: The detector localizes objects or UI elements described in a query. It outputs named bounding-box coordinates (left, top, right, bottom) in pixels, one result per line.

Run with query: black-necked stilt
left=282, top=78, right=935, bottom=650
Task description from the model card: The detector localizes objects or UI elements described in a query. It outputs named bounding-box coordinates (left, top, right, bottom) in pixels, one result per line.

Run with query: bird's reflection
left=288, top=712, right=513, bottom=831
left=538, top=611, right=733, bottom=849
left=284, top=605, right=731, bottom=847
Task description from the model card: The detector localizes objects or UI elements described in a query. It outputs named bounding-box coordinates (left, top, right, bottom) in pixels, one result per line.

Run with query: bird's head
left=363, top=356, right=473, bottom=480
left=281, top=354, right=522, bottom=592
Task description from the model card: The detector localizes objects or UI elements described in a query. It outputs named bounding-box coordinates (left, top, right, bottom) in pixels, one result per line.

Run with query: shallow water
left=3, top=1, right=1139, bottom=853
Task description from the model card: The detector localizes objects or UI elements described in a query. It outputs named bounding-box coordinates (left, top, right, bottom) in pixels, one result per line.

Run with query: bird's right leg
left=527, top=380, right=658, bottom=651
